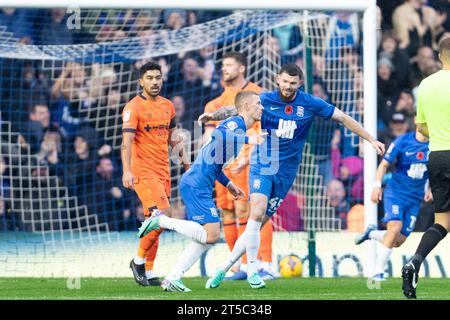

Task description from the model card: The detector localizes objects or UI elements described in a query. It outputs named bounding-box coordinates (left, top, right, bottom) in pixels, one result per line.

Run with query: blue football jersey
left=383, top=131, right=429, bottom=202
left=182, top=115, right=248, bottom=190
left=251, top=89, right=335, bottom=175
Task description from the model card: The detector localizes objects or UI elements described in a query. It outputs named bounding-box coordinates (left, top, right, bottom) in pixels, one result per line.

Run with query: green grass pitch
left=0, top=277, right=449, bottom=300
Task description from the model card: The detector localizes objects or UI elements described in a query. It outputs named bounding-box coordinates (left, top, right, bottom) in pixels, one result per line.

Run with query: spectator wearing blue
left=325, top=12, right=360, bottom=59
left=377, top=57, right=401, bottom=129
left=86, top=156, right=132, bottom=230
left=311, top=81, right=338, bottom=186
left=378, top=31, right=410, bottom=89
left=163, top=9, right=186, bottom=31
left=39, top=9, right=73, bottom=45
left=0, top=8, right=35, bottom=44
left=21, top=103, right=59, bottom=154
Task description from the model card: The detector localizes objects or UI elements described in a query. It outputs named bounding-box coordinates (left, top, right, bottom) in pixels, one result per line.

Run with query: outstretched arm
left=198, top=106, right=238, bottom=125
left=331, top=108, right=385, bottom=155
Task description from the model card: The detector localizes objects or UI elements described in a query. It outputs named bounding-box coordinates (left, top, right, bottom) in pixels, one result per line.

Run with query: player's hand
left=248, top=132, right=268, bottom=145
left=371, top=140, right=385, bottom=156
left=227, top=182, right=245, bottom=200
left=424, top=189, right=433, bottom=202
left=122, top=171, right=134, bottom=189
left=331, top=129, right=341, bottom=150
left=371, top=187, right=382, bottom=204
left=197, top=112, right=214, bottom=126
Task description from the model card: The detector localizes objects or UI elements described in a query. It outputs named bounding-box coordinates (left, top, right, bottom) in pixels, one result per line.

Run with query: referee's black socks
left=410, top=223, right=448, bottom=271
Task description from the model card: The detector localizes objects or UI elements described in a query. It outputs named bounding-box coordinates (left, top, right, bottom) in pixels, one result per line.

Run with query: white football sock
left=145, top=269, right=157, bottom=279
left=133, top=256, right=145, bottom=265
left=374, top=243, right=392, bottom=276
left=167, top=241, right=211, bottom=281
left=221, top=232, right=248, bottom=273
left=158, top=215, right=207, bottom=244
left=246, top=219, right=262, bottom=276
left=369, top=230, right=387, bottom=242
left=260, top=261, right=272, bottom=271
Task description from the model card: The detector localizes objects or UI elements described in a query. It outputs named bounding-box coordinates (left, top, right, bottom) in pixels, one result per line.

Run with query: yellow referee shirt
left=416, top=70, right=450, bottom=151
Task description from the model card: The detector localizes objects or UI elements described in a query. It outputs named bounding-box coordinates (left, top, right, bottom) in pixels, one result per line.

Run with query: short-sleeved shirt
left=251, top=89, right=335, bottom=176
left=182, top=115, right=248, bottom=191
left=122, top=93, right=176, bottom=178
left=416, top=70, right=450, bottom=151
left=383, top=131, right=429, bottom=203
left=204, top=81, right=262, bottom=165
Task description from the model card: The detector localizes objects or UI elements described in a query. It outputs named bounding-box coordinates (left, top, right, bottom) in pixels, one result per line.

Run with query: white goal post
left=2, top=0, right=379, bottom=277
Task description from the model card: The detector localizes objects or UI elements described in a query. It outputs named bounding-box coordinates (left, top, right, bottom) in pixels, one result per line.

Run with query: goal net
left=0, top=8, right=366, bottom=278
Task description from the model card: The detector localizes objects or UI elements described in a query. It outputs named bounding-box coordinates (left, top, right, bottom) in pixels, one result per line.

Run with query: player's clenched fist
left=122, top=171, right=134, bottom=189
left=248, top=132, right=268, bottom=145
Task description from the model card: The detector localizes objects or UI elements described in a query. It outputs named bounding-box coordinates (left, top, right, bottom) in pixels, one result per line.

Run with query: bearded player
left=122, top=61, right=189, bottom=286
left=200, top=63, right=385, bottom=289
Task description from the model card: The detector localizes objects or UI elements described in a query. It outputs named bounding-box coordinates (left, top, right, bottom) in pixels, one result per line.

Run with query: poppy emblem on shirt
left=285, top=105, right=293, bottom=115
left=417, top=152, right=425, bottom=160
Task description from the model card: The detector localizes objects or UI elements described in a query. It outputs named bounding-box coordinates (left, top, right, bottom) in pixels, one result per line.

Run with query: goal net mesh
left=0, top=8, right=364, bottom=277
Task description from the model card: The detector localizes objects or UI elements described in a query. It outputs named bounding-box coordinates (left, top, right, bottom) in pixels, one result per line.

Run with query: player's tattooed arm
left=198, top=106, right=238, bottom=124
left=169, top=128, right=190, bottom=171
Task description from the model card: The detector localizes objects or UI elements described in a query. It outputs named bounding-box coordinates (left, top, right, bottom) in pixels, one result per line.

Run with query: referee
left=402, top=37, right=450, bottom=299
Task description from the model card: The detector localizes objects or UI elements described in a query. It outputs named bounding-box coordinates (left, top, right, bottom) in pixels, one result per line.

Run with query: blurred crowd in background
left=0, top=1, right=448, bottom=233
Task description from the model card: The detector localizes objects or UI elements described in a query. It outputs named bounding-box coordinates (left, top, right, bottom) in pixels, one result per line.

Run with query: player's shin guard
left=374, top=243, right=392, bottom=277
left=238, top=217, right=249, bottom=265
left=259, top=220, right=273, bottom=264
left=138, top=229, right=163, bottom=269
left=145, top=237, right=159, bottom=271
left=410, top=223, right=447, bottom=271
left=221, top=232, right=248, bottom=273
left=167, top=241, right=211, bottom=281
left=246, top=219, right=262, bottom=276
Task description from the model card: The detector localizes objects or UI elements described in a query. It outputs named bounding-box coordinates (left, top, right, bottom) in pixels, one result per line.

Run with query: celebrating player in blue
left=199, top=63, right=385, bottom=289
left=355, top=122, right=431, bottom=281
left=138, top=91, right=266, bottom=292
